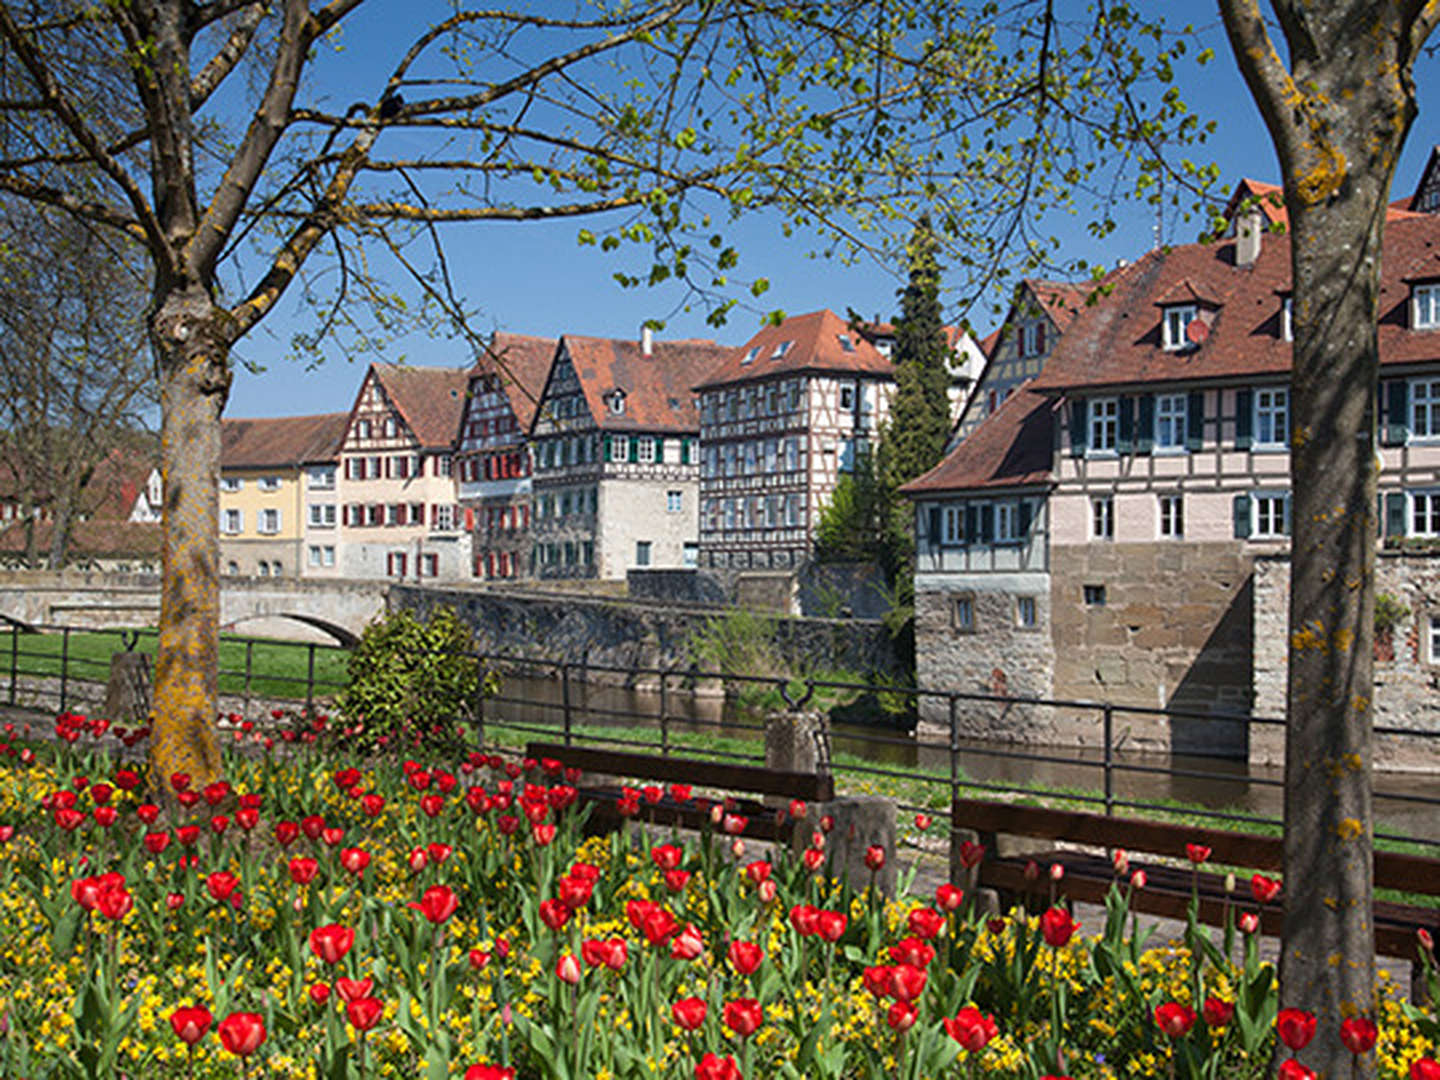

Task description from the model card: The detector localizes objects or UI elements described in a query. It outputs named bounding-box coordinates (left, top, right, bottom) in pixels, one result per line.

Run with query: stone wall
left=914, top=572, right=1053, bottom=741
left=1049, top=540, right=1254, bottom=756
left=389, top=584, right=904, bottom=682
left=1253, top=552, right=1440, bottom=772
left=626, top=568, right=727, bottom=606
left=796, top=561, right=893, bottom=620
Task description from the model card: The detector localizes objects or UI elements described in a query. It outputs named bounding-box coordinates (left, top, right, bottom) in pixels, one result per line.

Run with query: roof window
left=837, top=334, right=855, bottom=353
left=742, top=346, right=761, bottom=365
left=770, top=340, right=793, bottom=360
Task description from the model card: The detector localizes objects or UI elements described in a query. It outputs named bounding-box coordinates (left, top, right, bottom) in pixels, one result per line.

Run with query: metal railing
left=2, top=623, right=1437, bottom=853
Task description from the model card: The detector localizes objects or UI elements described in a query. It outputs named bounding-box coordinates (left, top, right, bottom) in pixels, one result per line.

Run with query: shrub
left=336, top=605, right=490, bottom=753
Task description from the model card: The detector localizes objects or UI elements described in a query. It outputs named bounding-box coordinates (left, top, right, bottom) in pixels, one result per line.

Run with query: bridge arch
left=221, top=613, right=360, bottom=648
left=0, top=613, right=41, bottom=634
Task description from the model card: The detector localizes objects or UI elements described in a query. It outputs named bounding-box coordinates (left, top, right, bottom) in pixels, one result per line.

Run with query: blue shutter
left=979, top=504, right=994, bottom=542
left=928, top=507, right=941, bottom=548
left=964, top=505, right=978, bottom=544
left=1235, top=389, right=1253, bottom=449
left=1069, top=399, right=1088, bottom=457
left=1233, top=494, right=1252, bottom=539
left=1136, top=395, right=1155, bottom=454
left=1017, top=500, right=1033, bottom=536
left=1385, top=380, right=1410, bottom=446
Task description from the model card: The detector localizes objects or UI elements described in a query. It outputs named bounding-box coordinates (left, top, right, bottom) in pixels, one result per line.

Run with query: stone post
left=764, top=709, right=831, bottom=780
left=103, top=651, right=151, bottom=727
left=824, top=795, right=896, bottom=896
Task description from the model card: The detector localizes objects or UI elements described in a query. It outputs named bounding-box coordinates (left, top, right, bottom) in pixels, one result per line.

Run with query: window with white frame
left=309, top=546, right=323, bottom=567
left=635, top=541, right=652, bottom=566
left=1413, top=378, right=1440, bottom=438
left=951, top=595, right=975, bottom=632
left=839, top=382, right=856, bottom=412
left=220, top=477, right=242, bottom=492
left=322, top=546, right=334, bottom=567
left=786, top=493, right=802, bottom=527
left=1412, top=491, right=1440, bottom=536
left=308, top=467, right=335, bottom=489
left=1255, top=387, right=1289, bottom=447
left=1162, top=304, right=1198, bottom=350
left=384, top=417, right=397, bottom=438
left=308, top=504, right=336, bottom=528
left=357, top=419, right=372, bottom=439
left=259, top=509, right=280, bottom=534
left=1155, top=394, right=1187, bottom=449
left=1413, top=283, right=1440, bottom=329
left=1253, top=492, right=1290, bottom=538
left=1089, top=398, right=1119, bottom=453
left=1092, top=496, right=1115, bottom=540
left=437, top=456, right=452, bottom=477
left=222, top=509, right=242, bottom=534
left=1020, top=321, right=1045, bottom=357
left=611, top=435, right=629, bottom=462
left=1159, top=494, right=1184, bottom=539
left=1281, top=295, right=1293, bottom=341
left=785, top=438, right=800, bottom=471
left=994, top=502, right=1019, bottom=543
left=258, top=476, right=281, bottom=492
left=637, top=437, right=656, bottom=465
left=434, top=504, right=455, bottom=531
left=942, top=505, right=965, bottom=544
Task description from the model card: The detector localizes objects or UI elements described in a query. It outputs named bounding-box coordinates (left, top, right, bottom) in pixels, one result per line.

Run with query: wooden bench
left=527, top=740, right=834, bottom=843
left=953, top=796, right=1440, bottom=965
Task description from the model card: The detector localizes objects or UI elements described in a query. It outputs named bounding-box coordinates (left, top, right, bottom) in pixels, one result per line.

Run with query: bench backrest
left=527, top=740, right=835, bottom=802
left=952, top=796, right=1440, bottom=896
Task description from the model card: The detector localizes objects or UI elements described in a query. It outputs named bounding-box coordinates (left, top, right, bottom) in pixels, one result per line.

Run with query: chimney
left=1235, top=208, right=1263, bottom=268
left=641, top=325, right=654, bottom=357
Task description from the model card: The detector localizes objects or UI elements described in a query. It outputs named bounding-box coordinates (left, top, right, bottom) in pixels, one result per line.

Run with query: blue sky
left=222, top=8, right=1440, bottom=419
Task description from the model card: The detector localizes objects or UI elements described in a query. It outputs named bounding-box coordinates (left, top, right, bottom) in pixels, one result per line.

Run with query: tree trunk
left=146, top=284, right=231, bottom=789
left=1282, top=188, right=1382, bottom=1075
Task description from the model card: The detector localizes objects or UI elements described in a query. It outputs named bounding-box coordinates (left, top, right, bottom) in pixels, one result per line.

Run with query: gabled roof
left=900, top=380, right=1055, bottom=495
left=1153, top=277, right=1223, bottom=309
left=1030, top=209, right=1440, bottom=393
left=367, top=363, right=471, bottom=449
left=1229, top=176, right=1423, bottom=228
left=0, top=519, right=160, bottom=560
left=475, top=333, right=557, bottom=432
left=1027, top=279, right=1091, bottom=332
left=559, top=335, right=733, bottom=433
left=221, top=413, right=348, bottom=469
left=693, top=309, right=892, bottom=390
left=1393, top=146, right=1440, bottom=212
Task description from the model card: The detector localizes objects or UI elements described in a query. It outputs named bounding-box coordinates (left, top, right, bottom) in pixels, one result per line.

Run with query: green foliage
left=337, top=606, right=489, bottom=754
left=1375, top=592, right=1411, bottom=633
left=814, top=451, right=889, bottom=564
left=685, top=607, right=785, bottom=684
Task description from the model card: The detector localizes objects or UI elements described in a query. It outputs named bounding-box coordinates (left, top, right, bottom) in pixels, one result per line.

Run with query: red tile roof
left=221, top=413, right=349, bottom=469
left=1030, top=211, right=1440, bottom=392
left=1228, top=176, right=1424, bottom=228
left=900, top=381, right=1055, bottom=495
left=475, top=333, right=556, bottom=432
left=370, top=363, right=472, bottom=448
left=1027, top=279, right=1092, bottom=331
left=693, top=309, right=892, bottom=390
left=0, top=519, right=160, bottom=560
left=560, top=335, right=733, bottom=433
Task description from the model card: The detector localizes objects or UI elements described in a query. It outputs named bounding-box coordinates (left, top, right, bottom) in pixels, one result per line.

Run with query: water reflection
left=485, top=675, right=1439, bottom=847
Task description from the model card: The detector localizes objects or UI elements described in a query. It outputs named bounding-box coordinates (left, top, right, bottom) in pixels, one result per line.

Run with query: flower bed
left=0, top=711, right=1436, bottom=1079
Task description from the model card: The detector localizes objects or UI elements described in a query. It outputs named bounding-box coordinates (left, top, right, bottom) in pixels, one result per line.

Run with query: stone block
left=103, top=651, right=151, bottom=726
left=823, top=795, right=896, bottom=897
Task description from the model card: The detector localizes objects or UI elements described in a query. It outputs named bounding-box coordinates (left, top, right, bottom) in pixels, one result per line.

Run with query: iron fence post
left=1103, top=703, right=1115, bottom=817
left=949, top=693, right=960, bottom=806
left=59, top=627, right=70, bottom=713
left=475, top=654, right=487, bottom=747
left=7, top=626, right=16, bottom=707
left=306, top=643, right=316, bottom=716
left=562, top=661, right=573, bottom=746
left=242, top=640, right=254, bottom=721
left=659, top=667, right=670, bottom=757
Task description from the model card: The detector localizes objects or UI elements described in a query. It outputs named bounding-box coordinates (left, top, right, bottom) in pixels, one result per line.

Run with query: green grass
left=0, top=627, right=350, bottom=703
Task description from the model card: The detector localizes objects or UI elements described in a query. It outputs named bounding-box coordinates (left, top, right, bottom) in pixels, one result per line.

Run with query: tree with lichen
left=1217, top=3, right=1438, bottom=1074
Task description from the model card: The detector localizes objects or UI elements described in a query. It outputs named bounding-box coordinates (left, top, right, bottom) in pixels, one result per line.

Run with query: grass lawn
left=0, top=626, right=351, bottom=703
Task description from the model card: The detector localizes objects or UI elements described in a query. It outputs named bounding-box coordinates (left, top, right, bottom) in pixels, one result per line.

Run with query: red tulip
left=310, top=924, right=355, bottom=965
left=144, top=831, right=170, bottom=854
left=1251, top=873, right=1282, bottom=904
left=907, top=907, right=945, bottom=940
left=95, top=879, right=133, bottom=921
left=321, top=826, right=345, bottom=846
left=336, top=977, right=374, bottom=1003
left=1154, top=1001, right=1196, bottom=1038
left=888, top=936, right=936, bottom=968
left=92, top=806, right=117, bottom=828
left=309, top=983, right=331, bottom=1005
left=650, top=844, right=682, bottom=871
left=217, top=1011, right=266, bottom=1057
left=136, top=803, right=161, bottom=825
left=672, top=996, right=707, bottom=1031
left=1412, top=1060, right=1440, bottom=1080
left=410, top=885, right=459, bottom=925
left=346, top=996, right=384, bottom=1031
left=817, top=910, right=848, bottom=943
left=744, top=860, right=771, bottom=885
left=169, top=1005, right=212, bottom=1045
left=300, top=815, right=325, bottom=839
left=789, top=904, right=820, bottom=937
left=539, top=898, right=570, bottom=931
left=802, top=848, right=825, bottom=871
left=862, top=964, right=893, bottom=998
left=1184, top=843, right=1211, bottom=864
left=556, top=952, right=581, bottom=985
left=670, top=922, right=705, bottom=961
left=557, top=875, right=592, bottom=911
left=728, top=940, right=763, bottom=976
left=664, top=869, right=691, bottom=893
left=889, top=963, right=927, bottom=1003
left=175, top=824, right=201, bottom=847
left=1039, top=906, right=1079, bottom=947
left=1238, top=911, right=1259, bottom=934
left=694, top=1053, right=741, bottom=1080
left=935, top=884, right=964, bottom=912
left=958, top=840, right=985, bottom=868
left=426, top=842, right=452, bottom=865
left=1202, top=997, right=1234, bottom=1029
left=864, top=845, right=886, bottom=871
left=944, top=1007, right=998, bottom=1052
left=289, top=857, right=319, bottom=885
left=722, top=998, right=763, bottom=1038
left=114, top=769, right=140, bottom=791
left=339, top=847, right=370, bottom=876
left=532, top=823, right=557, bottom=846
left=1277, top=1008, right=1317, bottom=1051
left=1340, top=1016, right=1378, bottom=1054
left=206, top=872, right=239, bottom=902
left=640, top=905, right=677, bottom=945
left=235, top=808, right=259, bottom=831
left=914, top=812, right=932, bottom=830
left=464, top=1067, right=517, bottom=1080
left=274, top=820, right=299, bottom=846
left=170, top=772, right=191, bottom=793
left=1278, top=1061, right=1317, bottom=1080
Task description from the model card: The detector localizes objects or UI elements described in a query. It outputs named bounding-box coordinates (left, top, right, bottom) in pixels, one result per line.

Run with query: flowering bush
left=0, top=712, right=1434, bottom=1078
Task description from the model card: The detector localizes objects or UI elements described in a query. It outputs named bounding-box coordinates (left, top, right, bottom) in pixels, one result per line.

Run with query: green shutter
left=1235, top=389, right=1253, bottom=449
left=681, top=438, right=692, bottom=465
left=1186, top=391, right=1205, bottom=451
left=1069, top=399, right=1088, bottom=457
left=1233, top=494, right=1252, bottom=539
left=628, top=437, right=638, bottom=463
left=1385, top=380, right=1410, bottom=446
left=1386, top=492, right=1407, bottom=538
left=1117, top=397, right=1135, bottom=454
left=602, top=435, right=612, bottom=462
left=1136, top=395, right=1155, bottom=454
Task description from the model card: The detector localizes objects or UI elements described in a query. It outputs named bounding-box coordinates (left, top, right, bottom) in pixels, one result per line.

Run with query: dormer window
left=741, top=346, right=761, bottom=365
left=1162, top=304, right=1199, bottom=350
left=770, top=340, right=793, bottom=360
left=609, top=390, right=626, bottom=415
left=836, top=334, right=855, bottom=353
left=1413, top=283, right=1440, bottom=329
left=1281, top=295, right=1293, bottom=341
left=1020, top=321, right=1046, bottom=357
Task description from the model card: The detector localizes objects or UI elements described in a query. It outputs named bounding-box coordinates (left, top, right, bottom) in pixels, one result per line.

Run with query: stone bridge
left=0, top=571, right=389, bottom=645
